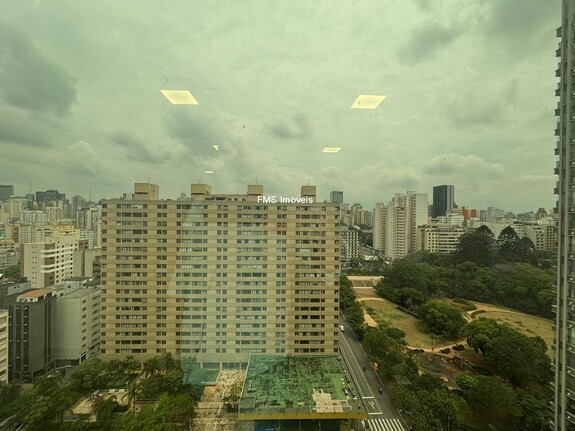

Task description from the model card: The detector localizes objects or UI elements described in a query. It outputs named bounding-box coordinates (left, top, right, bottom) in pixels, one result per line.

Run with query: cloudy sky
left=0, top=0, right=560, bottom=212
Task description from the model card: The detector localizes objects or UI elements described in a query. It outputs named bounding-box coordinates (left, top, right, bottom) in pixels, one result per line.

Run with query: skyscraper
left=432, top=185, right=455, bottom=218
left=330, top=191, right=344, bottom=204
left=100, top=183, right=340, bottom=368
left=0, top=185, right=14, bottom=203
left=555, top=2, right=575, bottom=428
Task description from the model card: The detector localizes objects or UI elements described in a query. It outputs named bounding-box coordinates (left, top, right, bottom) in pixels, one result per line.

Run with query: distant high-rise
left=432, top=185, right=454, bottom=217
left=330, top=191, right=343, bottom=204
left=35, top=189, right=65, bottom=204
left=0, top=185, right=14, bottom=203
left=555, top=2, right=575, bottom=429
left=373, top=191, right=428, bottom=259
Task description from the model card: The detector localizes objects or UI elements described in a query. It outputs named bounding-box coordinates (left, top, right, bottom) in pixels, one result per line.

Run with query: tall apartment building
left=372, top=203, right=387, bottom=252
left=52, top=280, right=101, bottom=365
left=339, top=228, right=359, bottom=261
left=100, top=183, right=340, bottom=368
left=432, top=185, right=454, bottom=217
left=372, top=192, right=428, bottom=259
left=21, top=237, right=85, bottom=289
left=0, top=281, right=54, bottom=381
left=0, top=310, right=8, bottom=383
left=555, top=2, right=575, bottom=428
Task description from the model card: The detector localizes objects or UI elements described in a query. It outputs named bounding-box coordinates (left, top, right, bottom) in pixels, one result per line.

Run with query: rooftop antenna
left=89, top=187, right=92, bottom=202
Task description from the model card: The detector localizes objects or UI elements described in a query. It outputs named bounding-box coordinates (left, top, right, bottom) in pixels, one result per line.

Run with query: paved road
left=339, top=318, right=408, bottom=431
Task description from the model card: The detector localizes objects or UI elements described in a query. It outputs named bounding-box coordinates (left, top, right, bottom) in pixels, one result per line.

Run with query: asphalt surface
left=339, top=318, right=409, bottom=431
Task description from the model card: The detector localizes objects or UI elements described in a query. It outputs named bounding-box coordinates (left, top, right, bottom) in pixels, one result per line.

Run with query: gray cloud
left=265, top=113, right=312, bottom=140
left=164, top=110, right=229, bottom=158
left=0, top=107, right=55, bottom=147
left=423, top=154, right=504, bottom=178
left=442, top=83, right=520, bottom=128
left=112, top=131, right=172, bottom=164
left=400, top=23, right=464, bottom=64
left=0, top=23, right=77, bottom=116
left=488, top=0, right=557, bottom=43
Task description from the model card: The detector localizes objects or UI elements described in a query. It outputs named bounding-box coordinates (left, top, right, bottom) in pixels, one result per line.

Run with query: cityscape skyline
left=0, top=0, right=560, bottom=213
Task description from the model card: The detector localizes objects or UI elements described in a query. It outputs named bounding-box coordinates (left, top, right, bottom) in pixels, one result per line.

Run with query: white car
left=339, top=325, right=345, bottom=332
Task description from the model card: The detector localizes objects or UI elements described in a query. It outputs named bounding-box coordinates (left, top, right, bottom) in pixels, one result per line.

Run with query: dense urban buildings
left=100, top=183, right=340, bottom=368
left=432, top=185, right=455, bottom=218
left=554, top=1, right=575, bottom=428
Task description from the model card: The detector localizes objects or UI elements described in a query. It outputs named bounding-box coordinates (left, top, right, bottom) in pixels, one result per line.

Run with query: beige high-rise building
left=373, top=192, right=429, bottom=260
left=100, top=183, right=340, bottom=368
left=21, top=237, right=85, bottom=289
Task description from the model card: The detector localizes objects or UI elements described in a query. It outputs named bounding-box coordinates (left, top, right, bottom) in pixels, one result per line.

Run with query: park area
left=352, top=282, right=553, bottom=355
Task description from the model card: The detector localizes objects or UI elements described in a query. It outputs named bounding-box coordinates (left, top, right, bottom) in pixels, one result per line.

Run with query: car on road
left=339, top=325, right=345, bottom=331
left=378, top=387, right=383, bottom=394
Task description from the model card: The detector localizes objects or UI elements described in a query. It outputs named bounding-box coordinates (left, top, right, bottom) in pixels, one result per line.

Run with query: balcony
left=557, top=108, right=562, bottom=116
left=558, top=68, right=563, bottom=77
left=558, top=27, right=563, bottom=37
left=557, top=128, right=562, bottom=136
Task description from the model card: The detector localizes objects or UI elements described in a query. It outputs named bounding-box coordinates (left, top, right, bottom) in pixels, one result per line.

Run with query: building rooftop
left=17, top=288, right=54, bottom=299
left=238, top=355, right=367, bottom=420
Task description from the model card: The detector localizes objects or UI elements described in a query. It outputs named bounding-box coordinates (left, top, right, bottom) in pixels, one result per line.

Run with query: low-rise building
left=416, top=224, right=465, bottom=254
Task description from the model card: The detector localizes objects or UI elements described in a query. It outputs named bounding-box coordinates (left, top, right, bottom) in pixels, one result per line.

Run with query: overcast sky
left=0, top=0, right=561, bottom=212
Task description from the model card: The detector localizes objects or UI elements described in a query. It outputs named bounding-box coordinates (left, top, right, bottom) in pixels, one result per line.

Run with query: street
left=339, top=319, right=408, bottom=431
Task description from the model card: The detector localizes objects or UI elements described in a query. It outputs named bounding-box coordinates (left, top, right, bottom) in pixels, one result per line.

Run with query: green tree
left=164, top=393, right=196, bottom=430
left=451, top=262, right=495, bottom=301
left=69, top=357, right=108, bottom=391
left=25, top=374, right=77, bottom=429
left=417, top=300, right=466, bottom=339
left=339, top=274, right=356, bottom=312
left=485, top=328, right=552, bottom=386
left=476, top=224, right=495, bottom=239
left=516, top=388, right=553, bottom=431
left=493, top=263, right=554, bottom=315
left=453, top=232, right=495, bottom=266
left=93, top=395, right=118, bottom=421
left=497, top=226, right=520, bottom=261
left=2, top=265, right=24, bottom=282
left=465, top=376, right=521, bottom=429
left=464, top=318, right=501, bottom=355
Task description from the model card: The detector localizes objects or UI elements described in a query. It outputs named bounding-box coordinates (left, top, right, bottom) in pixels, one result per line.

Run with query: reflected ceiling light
left=350, top=95, right=386, bottom=109
left=213, top=145, right=219, bottom=151
left=160, top=90, right=198, bottom=105
left=322, top=147, right=341, bottom=153
left=204, top=170, right=214, bottom=174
